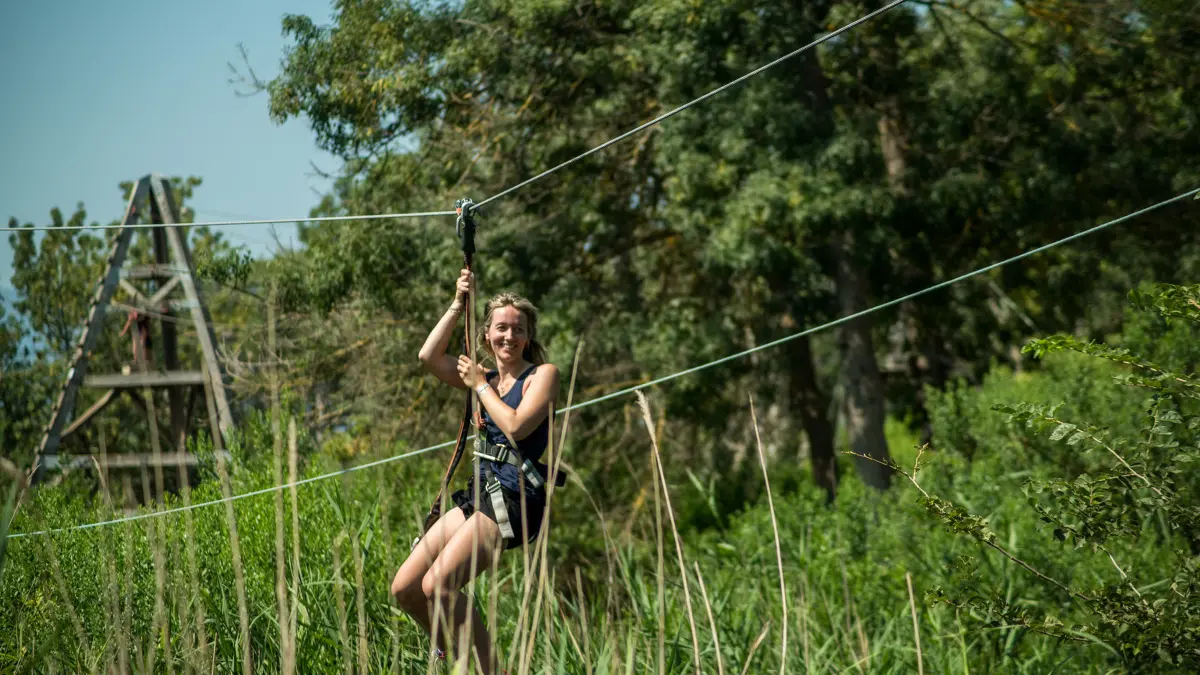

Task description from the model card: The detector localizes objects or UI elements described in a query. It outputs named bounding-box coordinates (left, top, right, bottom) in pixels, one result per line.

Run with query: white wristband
left=475, top=383, right=490, bottom=396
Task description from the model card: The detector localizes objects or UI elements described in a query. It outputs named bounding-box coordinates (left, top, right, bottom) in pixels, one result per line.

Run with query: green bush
left=922, top=284, right=1200, bottom=671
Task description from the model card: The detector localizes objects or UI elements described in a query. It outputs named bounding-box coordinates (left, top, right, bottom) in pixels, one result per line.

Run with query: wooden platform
left=83, top=371, right=207, bottom=389
left=45, top=450, right=232, bottom=471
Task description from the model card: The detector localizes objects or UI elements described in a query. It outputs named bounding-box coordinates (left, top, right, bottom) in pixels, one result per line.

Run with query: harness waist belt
left=473, top=441, right=565, bottom=488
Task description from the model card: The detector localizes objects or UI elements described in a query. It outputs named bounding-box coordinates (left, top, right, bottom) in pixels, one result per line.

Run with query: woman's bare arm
left=418, top=270, right=472, bottom=390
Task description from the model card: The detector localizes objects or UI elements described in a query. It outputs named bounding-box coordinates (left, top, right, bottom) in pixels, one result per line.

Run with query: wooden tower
left=34, top=174, right=233, bottom=480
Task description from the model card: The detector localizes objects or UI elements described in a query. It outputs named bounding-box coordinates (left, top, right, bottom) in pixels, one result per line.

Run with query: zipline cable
left=0, top=209, right=458, bottom=233
left=9, top=184, right=1196, bottom=540
left=566, top=187, right=1200, bottom=412
left=7, top=443, right=460, bottom=538
left=474, top=0, right=912, bottom=209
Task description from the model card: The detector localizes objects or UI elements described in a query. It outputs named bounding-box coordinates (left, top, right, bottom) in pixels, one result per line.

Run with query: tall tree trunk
left=877, top=88, right=919, bottom=448
left=785, top=40, right=845, bottom=498
left=833, top=231, right=893, bottom=490
left=877, top=112, right=909, bottom=193
left=784, top=333, right=838, bottom=501
left=788, top=4, right=896, bottom=493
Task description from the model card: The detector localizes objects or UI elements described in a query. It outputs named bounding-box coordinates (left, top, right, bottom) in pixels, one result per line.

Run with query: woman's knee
left=420, top=570, right=445, bottom=601
left=419, top=513, right=503, bottom=599
left=422, top=565, right=471, bottom=604
left=391, top=569, right=425, bottom=609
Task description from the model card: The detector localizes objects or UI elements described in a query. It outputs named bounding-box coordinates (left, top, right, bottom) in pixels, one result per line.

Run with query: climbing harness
left=472, top=438, right=565, bottom=541
left=418, top=198, right=481, bottom=542
left=477, top=451, right=515, bottom=540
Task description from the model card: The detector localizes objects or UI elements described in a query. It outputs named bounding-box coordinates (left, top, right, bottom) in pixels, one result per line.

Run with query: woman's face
left=487, top=305, right=529, bottom=364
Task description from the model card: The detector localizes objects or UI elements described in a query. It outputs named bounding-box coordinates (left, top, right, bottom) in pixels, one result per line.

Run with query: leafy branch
left=843, top=449, right=1090, bottom=601
left=1023, top=335, right=1195, bottom=389
left=994, top=403, right=1166, bottom=499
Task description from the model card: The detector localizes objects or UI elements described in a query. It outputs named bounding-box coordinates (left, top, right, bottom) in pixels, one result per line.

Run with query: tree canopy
left=260, top=0, right=1200, bottom=497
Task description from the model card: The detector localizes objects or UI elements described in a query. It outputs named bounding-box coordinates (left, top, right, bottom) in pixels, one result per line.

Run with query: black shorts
left=451, top=476, right=547, bottom=551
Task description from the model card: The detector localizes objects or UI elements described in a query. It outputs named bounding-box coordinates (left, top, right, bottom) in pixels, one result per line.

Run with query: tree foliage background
left=258, top=0, right=1200, bottom=500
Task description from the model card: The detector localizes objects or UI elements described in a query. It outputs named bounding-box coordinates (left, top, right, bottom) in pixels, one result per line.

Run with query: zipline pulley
left=455, top=198, right=477, bottom=260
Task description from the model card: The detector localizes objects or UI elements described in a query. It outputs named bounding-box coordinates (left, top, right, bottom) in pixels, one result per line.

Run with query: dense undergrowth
left=3, top=284, right=1199, bottom=674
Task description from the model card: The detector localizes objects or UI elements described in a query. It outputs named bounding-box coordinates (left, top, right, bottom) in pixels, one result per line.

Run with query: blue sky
left=0, top=0, right=339, bottom=300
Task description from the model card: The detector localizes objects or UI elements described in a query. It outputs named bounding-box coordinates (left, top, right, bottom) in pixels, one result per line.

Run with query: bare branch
left=916, top=0, right=1033, bottom=51
left=306, top=160, right=336, bottom=181
left=227, top=43, right=268, bottom=97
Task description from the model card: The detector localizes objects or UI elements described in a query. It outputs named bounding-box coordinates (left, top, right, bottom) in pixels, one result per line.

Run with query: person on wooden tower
left=391, top=267, right=560, bottom=674
left=119, top=310, right=154, bottom=372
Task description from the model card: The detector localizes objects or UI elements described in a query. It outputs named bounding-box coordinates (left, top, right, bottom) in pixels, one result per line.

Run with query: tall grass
left=1, top=372, right=1174, bottom=674
left=203, top=371, right=252, bottom=674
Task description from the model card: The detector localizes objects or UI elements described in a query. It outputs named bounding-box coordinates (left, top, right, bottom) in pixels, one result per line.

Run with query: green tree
left=8, top=207, right=109, bottom=358
left=0, top=296, right=53, bottom=465
left=262, top=0, right=1200, bottom=503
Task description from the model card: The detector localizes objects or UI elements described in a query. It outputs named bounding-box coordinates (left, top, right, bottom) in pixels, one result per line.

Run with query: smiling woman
left=392, top=268, right=559, bottom=675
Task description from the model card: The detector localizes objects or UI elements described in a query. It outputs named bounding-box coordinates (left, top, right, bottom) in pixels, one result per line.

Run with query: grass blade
left=636, top=392, right=702, bottom=675
left=749, top=396, right=787, bottom=675
left=907, top=572, right=924, bottom=675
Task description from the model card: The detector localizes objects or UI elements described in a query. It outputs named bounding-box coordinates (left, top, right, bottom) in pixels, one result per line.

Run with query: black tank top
left=479, top=364, right=549, bottom=495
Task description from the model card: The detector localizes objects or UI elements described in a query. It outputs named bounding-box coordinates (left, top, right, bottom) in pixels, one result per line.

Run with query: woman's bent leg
left=390, top=507, right=468, bottom=652
left=422, top=512, right=504, bottom=675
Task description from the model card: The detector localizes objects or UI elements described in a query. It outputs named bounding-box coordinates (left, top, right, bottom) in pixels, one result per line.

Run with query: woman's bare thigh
left=392, top=507, right=468, bottom=596
left=422, top=512, right=504, bottom=597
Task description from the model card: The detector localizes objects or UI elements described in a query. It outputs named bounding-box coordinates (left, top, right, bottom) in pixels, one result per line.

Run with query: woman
left=391, top=268, right=559, bottom=674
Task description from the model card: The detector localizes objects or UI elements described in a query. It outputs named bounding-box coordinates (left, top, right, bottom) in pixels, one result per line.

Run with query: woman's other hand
left=456, top=355, right=487, bottom=389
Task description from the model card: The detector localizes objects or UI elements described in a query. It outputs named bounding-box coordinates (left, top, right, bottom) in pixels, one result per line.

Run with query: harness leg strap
left=485, top=479, right=515, bottom=540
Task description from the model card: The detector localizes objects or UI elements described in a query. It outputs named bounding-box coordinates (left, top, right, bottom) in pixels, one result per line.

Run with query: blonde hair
left=478, top=291, right=547, bottom=366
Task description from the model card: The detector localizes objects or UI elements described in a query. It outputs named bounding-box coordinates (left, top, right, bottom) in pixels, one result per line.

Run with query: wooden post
left=150, top=174, right=234, bottom=440
left=35, top=178, right=149, bottom=479
left=148, top=194, right=188, bottom=451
